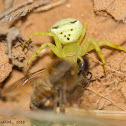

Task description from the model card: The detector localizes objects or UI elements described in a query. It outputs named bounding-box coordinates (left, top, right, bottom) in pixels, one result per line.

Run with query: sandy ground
left=0, top=0, right=126, bottom=125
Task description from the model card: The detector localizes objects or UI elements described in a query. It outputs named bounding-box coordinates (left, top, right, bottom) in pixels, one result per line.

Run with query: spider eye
left=52, top=26, right=59, bottom=29
left=70, top=20, right=77, bottom=24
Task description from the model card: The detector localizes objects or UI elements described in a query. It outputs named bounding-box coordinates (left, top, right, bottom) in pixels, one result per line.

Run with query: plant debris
left=0, top=0, right=67, bottom=25
left=0, top=27, right=34, bottom=83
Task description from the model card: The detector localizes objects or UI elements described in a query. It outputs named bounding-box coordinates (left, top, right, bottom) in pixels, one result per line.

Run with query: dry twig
left=87, top=87, right=126, bottom=111
left=34, top=0, right=67, bottom=12
left=0, top=0, right=33, bottom=20
left=0, top=0, right=50, bottom=25
left=0, top=28, right=21, bottom=58
left=87, top=53, right=126, bottom=76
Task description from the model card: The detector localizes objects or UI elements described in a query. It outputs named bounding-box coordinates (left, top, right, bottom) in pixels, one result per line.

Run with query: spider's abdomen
left=51, top=18, right=83, bottom=44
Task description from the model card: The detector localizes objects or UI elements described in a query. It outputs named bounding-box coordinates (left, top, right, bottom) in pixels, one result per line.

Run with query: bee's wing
left=2, top=68, right=45, bottom=96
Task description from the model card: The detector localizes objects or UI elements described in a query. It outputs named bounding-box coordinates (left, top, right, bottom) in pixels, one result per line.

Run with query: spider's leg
left=81, top=38, right=106, bottom=74
left=78, top=24, right=87, bottom=44
left=53, top=35, right=62, bottom=50
left=98, top=40, right=126, bottom=52
left=24, top=42, right=63, bottom=74
left=23, top=32, right=53, bottom=47
left=84, top=40, right=126, bottom=53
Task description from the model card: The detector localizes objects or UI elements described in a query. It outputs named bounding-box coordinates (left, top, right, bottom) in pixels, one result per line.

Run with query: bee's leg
left=54, top=90, right=59, bottom=113
left=83, top=71, right=92, bottom=88
left=59, top=87, right=65, bottom=113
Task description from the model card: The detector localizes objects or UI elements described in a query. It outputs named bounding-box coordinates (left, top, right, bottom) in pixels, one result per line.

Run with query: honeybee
left=2, top=57, right=92, bottom=113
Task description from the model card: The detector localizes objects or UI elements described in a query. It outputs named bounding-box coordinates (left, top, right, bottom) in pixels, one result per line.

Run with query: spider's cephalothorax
left=51, top=18, right=83, bottom=44
left=23, top=18, right=126, bottom=74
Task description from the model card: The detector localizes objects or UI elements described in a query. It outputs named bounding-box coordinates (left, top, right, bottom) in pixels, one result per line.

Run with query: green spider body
left=62, top=42, right=82, bottom=62
left=23, top=18, right=126, bottom=74
left=50, top=18, right=84, bottom=62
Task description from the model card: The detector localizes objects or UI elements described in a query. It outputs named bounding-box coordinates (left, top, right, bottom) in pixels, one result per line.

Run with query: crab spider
left=23, top=18, right=126, bottom=74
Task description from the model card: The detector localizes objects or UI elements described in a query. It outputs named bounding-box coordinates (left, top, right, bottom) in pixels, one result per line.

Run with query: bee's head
left=48, top=59, right=78, bottom=88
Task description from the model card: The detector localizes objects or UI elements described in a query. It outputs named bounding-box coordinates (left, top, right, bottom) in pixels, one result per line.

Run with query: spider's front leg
left=86, top=40, right=126, bottom=53
left=23, top=32, right=62, bottom=50
left=23, top=32, right=63, bottom=74
left=24, top=42, right=63, bottom=74
left=81, top=38, right=106, bottom=74
left=23, top=32, right=53, bottom=47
